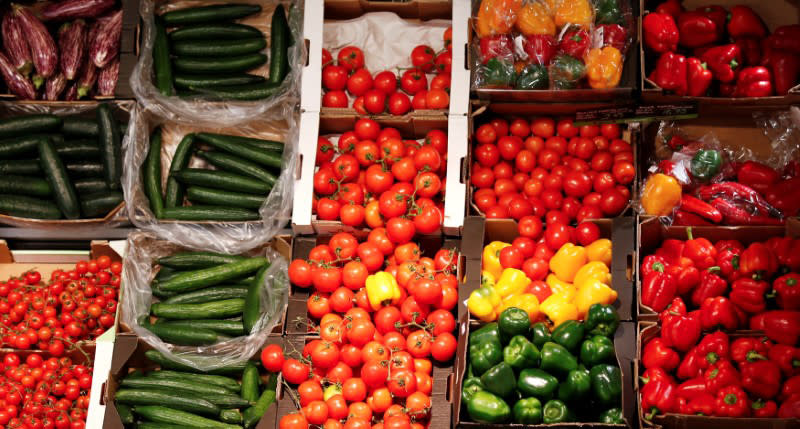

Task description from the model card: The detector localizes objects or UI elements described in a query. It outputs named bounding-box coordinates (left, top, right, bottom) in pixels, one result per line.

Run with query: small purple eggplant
left=89, top=9, right=121, bottom=69
left=13, top=4, right=58, bottom=86
left=2, top=11, right=32, bottom=76
left=45, top=72, right=67, bottom=100
left=97, top=57, right=118, bottom=96
left=42, top=0, right=115, bottom=21
left=58, top=20, right=87, bottom=81
left=77, top=60, right=97, bottom=98
left=0, top=51, right=35, bottom=99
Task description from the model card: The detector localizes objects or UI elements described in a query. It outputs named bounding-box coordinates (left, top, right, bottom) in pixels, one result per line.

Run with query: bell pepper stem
left=686, top=227, right=694, bottom=241
left=645, top=408, right=658, bottom=420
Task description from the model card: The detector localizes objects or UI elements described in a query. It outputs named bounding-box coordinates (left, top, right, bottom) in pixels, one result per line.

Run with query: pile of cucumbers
left=144, top=128, right=283, bottom=221
left=144, top=251, right=272, bottom=346
left=154, top=3, right=292, bottom=100
left=0, top=106, right=124, bottom=220
left=115, top=349, right=277, bottom=428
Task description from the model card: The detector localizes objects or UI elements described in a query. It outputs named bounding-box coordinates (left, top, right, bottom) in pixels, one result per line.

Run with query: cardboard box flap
left=301, top=0, right=324, bottom=113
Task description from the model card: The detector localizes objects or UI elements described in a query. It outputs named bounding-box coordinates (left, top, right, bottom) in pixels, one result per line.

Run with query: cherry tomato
left=338, top=46, right=365, bottom=71
left=322, top=65, right=348, bottom=90
left=575, top=221, right=601, bottom=245
left=322, top=91, right=348, bottom=108
left=373, top=70, right=398, bottom=94
left=544, top=223, right=571, bottom=251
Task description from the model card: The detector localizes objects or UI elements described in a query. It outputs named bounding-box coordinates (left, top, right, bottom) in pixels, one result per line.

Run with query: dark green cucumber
left=162, top=4, right=262, bottom=26
left=186, top=186, right=265, bottom=209
left=197, top=391, right=252, bottom=409
left=136, top=423, right=193, bottom=429
left=268, top=4, right=290, bottom=84
left=242, top=383, right=277, bottom=428
left=173, top=38, right=266, bottom=57
left=158, top=258, right=268, bottom=293
left=173, top=53, right=267, bottom=74
left=0, top=195, right=61, bottom=219
left=121, top=375, right=232, bottom=396
left=55, top=140, right=100, bottom=159
left=116, top=403, right=134, bottom=424
left=172, top=168, right=271, bottom=194
left=79, top=191, right=123, bottom=218
left=143, top=350, right=248, bottom=375
left=220, top=409, right=243, bottom=424
left=115, top=390, right=219, bottom=416
left=187, top=81, right=280, bottom=100
left=151, top=282, right=177, bottom=299
left=145, top=128, right=165, bottom=218
left=174, top=73, right=266, bottom=89
left=151, top=299, right=246, bottom=320
left=145, top=321, right=219, bottom=345
left=61, top=117, right=98, bottom=137
left=157, top=266, right=177, bottom=280
left=240, top=362, right=260, bottom=403
left=165, top=134, right=195, bottom=208
left=131, top=405, right=240, bottom=428
left=145, top=370, right=240, bottom=392
left=0, top=159, right=39, bottom=175
left=243, top=264, right=269, bottom=335
left=97, top=103, right=122, bottom=189
left=169, top=23, right=263, bottom=41
left=195, top=133, right=281, bottom=169
left=197, top=150, right=277, bottom=185
left=163, top=286, right=249, bottom=304
left=158, top=252, right=246, bottom=269
left=66, top=162, right=103, bottom=178
left=154, top=16, right=174, bottom=97
left=160, top=318, right=245, bottom=336
left=0, top=135, right=51, bottom=159
left=0, top=114, right=61, bottom=138
left=161, top=206, right=260, bottom=221
left=0, top=175, right=52, bottom=197
left=39, top=139, right=80, bottom=219
left=196, top=132, right=283, bottom=153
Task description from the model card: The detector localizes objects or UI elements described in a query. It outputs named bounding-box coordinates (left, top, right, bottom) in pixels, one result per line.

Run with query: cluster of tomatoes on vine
left=0, top=352, right=92, bottom=428
left=314, top=118, right=448, bottom=236
left=0, top=256, right=120, bottom=356
left=321, top=26, right=453, bottom=114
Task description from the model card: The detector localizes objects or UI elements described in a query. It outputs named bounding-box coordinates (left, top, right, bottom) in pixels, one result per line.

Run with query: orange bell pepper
left=476, top=0, right=523, bottom=37
left=585, top=46, right=623, bottom=89
left=516, top=2, right=555, bottom=36
left=554, top=0, right=593, bottom=28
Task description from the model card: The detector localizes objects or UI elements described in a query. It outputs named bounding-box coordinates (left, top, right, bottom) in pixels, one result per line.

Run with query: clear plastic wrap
left=131, top=0, right=303, bottom=126
left=120, top=231, right=288, bottom=371
left=122, top=101, right=296, bottom=253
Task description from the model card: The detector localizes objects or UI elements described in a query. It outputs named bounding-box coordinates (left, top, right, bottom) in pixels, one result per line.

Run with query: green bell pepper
left=480, top=362, right=516, bottom=398
left=462, top=377, right=484, bottom=404
left=531, top=322, right=551, bottom=349
left=483, top=58, right=516, bottom=87
left=595, top=0, right=622, bottom=24
left=580, top=335, right=615, bottom=367
left=542, top=399, right=574, bottom=423
left=517, top=368, right=558, bottom=399
left=549, top=55, right=585, bottom=90
left=557, top=367, right=591, bottom=402
left=540, top=342, right=578, bottom=377
left=585, top=304, right=620, bottom=337
left=590, top=364, right=622, bottom=406
left=470, top=338, right=503, bottom=376
left=690, top=149, right=722, bottom=182
left=467, top=391, right=511, bottom=423
left=470, top=322, right=500, bottom=346
left=503, top=335, right=540, bottom=370
left=498, top=307, right=530, bottom=342
left=516, top=64, right=548, bottom=89
left=598, top=407, right=624, bottom=424
left=550, top=320, right=585, bottom=353
left=512, top=397, right=543, bottom=424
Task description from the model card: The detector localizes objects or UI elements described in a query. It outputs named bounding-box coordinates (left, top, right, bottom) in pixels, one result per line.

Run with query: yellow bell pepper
left=642, top=173, right=682, bottom=216
left=495, top=268, right=531, bottom=299
left=481, top=270, right=496, bottom=289
left=586, top=239, right=612, bottom=266
left=324, top=384, right=342, bottom=401
left=573, top=261, right=611, bottom=289
left=365, top=271, right=402, bottom=310
left=515, top=2, right=555, bottom=36
left=475, top=0, right=523, bottom=37
left=468, top=286, right=502, bottom=322
left=554, top=0, right=593, bottom=28
left=499, top=293, right=540, bottom=323
left=540, top=294, right=579, bottom=327
left=549, top=243, right=587, bottom=283
left=483, top=241, right=510, bottom=280
left=585, top=46, right=623, bottom=89
left=574, top=279, right=618, bottom=319
left=545, top=274, right=576, bottom=302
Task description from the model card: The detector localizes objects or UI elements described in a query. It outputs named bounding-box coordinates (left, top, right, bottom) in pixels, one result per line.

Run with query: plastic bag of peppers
left=472, top=0, right=634, bottom=90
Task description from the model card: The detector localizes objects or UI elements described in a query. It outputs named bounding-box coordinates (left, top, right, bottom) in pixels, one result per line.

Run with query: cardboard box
left=103, top=333, right=283, bottom=429
left=640, top=0, right=800, bottom=111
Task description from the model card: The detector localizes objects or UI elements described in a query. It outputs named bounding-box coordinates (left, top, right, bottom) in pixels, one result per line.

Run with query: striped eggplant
left=0, top=52, right=35, bottom=99
left=64, top=82, right=78, bottom=100
left=42, top=0, right=115, bottom=21
left=45, top=73, right=67, bottom=100
left=58, top=20, right=87, bottom=81
left=90, top=9, right=121, bottom=68
left=97, top=57, right=118, bottom=96
left=77, top=60, right=98, bottom=98
left=2, top=11, right=32, bottom=76
left=13, top=5, right=57, bottom=86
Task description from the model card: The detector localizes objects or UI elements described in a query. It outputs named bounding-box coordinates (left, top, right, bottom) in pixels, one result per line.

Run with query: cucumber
left=0, top=135, right=51, bottom=159
left=39, top=139, right=80, bottom=219
left=66, top=162, right=103, bottom=178
left=196, top=133, right=283, bottom=153
left=172, top=169, right=271, bottom=194
left=187, top=186, right=266, bottom=209
left=173, top=53, right=267, bottom=74
left=61, top=117, right=98, bottom=137
left=165, top=134, right=195, bottom=208
left=154, top=16, right=173, bottom=97
left=240, top=362, right=260, bottom=403
left=131, top=405, right=240, bottom=428
left=0, top=195, right=61, bottom=219
left=195, top=391, right=252, bottom=409
left=0, top=159, right=39, bottom=175
left=174, top=73, right=266, bottom=89
left=136, top=423, right=193, bottom=429
left=145, top=128, right=165, bottom=218
left=194, top=133, right=281, bottom=169
left=197, top=150, right=277, bottom=185
left=157, top=266, right=177, bottom=280
left=0, top=175, right=52, bottom=197
left=144, top=350, right=248, bottom=375
left=162, top=4, right=262, bottom=26
left=116, top=403, right=134, bottom=424
left=243, top=264, right=269, bottom=335
left=78, top=191, right=123, bottom=218
left=145, top=370, right=241, bottom=392
left=187, top=81, right=280, bottom=100
left=268, top=4, right=290, bottom=84
left=151, top=299, right=246, bottom=319
left=159, top=318, right=245, bottom=336
left=242, top=384, right=277, bottom=428
left=121, top=376, right=232, bottom=396
left=170, top=23, right=263, bottom=41
left=115, top=390, right=219, bottom=416
left=55, top=140, right=100, bottom=159
left=161, top=206, right=260, bottom=221
left=152, top=282, right=177, bottom=299
left=158, top=252, right=246, bottom=269
left=157, top=258, right=268, bottom=293
left=220, top=409, right=243, bottom=424
left=97, top=103, right=122, bottom=189
left=173, top=38, right=266, bottom=57
left=0, top=114, right=61, bottom=138
left=145, top=320, right=220, bottom=346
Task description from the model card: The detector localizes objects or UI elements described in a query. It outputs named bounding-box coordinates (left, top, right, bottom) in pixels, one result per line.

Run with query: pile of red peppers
left=644, top=0, right=800, bottom=96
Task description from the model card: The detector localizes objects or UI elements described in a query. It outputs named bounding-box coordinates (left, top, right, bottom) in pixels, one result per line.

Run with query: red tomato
left=543, top=173, right=562, bottom=192
left=363, top=90, right=386, bottom=114
left=484, top=205, right=508, bottom=218
left=353, top=97, right=366, bottom=115
left=338, top=46, right=365, bottom=71
left=574, top=136, right=597, bottom=160
left=261, top=344, right=284, bottom=372
left=545, top=136, right=568, bottom=155
left=517, top=215, right=543, bottom=239
left=430, top=74, right=451, bottom=92
left=563, top=171, right=592, bottom=198
left=355, top=118, right=381, bottom=140
left=545, top=210, right=569, bottom=226
left=411, top=45, right=436, bottom=72
left=525, top=135, right=545, bottom=154
left=411, top=91, right=427, bottom=109
left=509, top=118, right=531, bottom=137
left=612, top=161, right=636, bottom=185
left=388, top=92, right=411, bottom=115
left=531, top=118, right=555, bottom=137
left=434, top=51, right=452, bottom=74
left=497, top=136, right=523, bottom=161
left=473, top=188, right=497, bottom=212
left=609, top=139, right=631, bottom=154
left=544, top=223, right=570, bottom=250
left=556, top=119, right=579, bottom=137
left=499, top=246, right=524, bottom=269
left=522, top=258, right=549, bottom=281
left=425, top=89, right=449, bottom=109
left=475, top=124, right=498, bottom=144
left=322, top=91, right=348, bottom=108
left=590, top=151, right=613, bottom=172
left=600, top=123, right=621, bottom=139
left=579, top=124, right=599, bottom=137
left=577, top=205, right=603, bottom=222
left=575, top=221, right=601, bottom=245
left=600, top=188, right=627, bottom=216
left=537, top=148, right=560, bottom=170
left=540, top=189, right=562, bottom=210
left=322, top=48, right=333, bottom=65
left=347, top=69, right=374, bottom=96
left=593, top=171, right=616, bottom=193
left=400, top=69, right=428, bottom=94
left=561, top=197, right=581, bottom=220
left=583, top=192, right=603, bottom=207
left=493, top=162, right=514, bottom=180
left=322, top=65, right=348, bottom=90
left=374, top=70, right=398, bottom=94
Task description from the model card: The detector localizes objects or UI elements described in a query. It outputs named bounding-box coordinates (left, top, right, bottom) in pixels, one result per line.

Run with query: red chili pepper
left=727, top=5, right=767, bottom=39
left=479, top=35, right=514, bottom=64
left=774, top=273, right=800, bottom=311
left=649, top=52, right=688, bottom=95
left=715, top=385, right=751, bottom=417
left=642, top=269, right=677, bottom=313
left=679, top=195, right=722, bottom=223
left=677, top=376, right=707, bottom=400
left=696, top=331, right=730, bottom=370
left=687, top=393, right=716, bottom=416
left=697, top=5, right=727, bottom=39
left=716, top=246, right=742, bottom=281
left=737, top=161, right=780, bottom=193
left=709, top=197, right=785, bottom=226
left=641, top=254, right=668, bottom=278
left=656, top=239, right=686, bottom=265
left=761, top=49, right=800, bottom=95
left=765, top=25, right=800, bottom=55
left=655, top=0, right=683, bottom=19
left=643, top=12, right=679, bottom=53
left=691, top=268, right=726, bottom=307
left=523, top=34, right=557, bottom=66
left=678, top=347, right=704, bottom=380
left=662, top=309, right=701, bottom=352
left=643, top=337, right=680, bottom=371
left=701, top=182, right=782, bottom=218
left=741, top=359, right=782, bottom=399
left=700, top=296, right=739, bottom=331
left=740, top=242, right=779, bottom=280
left=730, top=337, right=770, bottom=365
left=641, top=378, right=678, bottom=420
left=674, top=210, right=713, bottom=226
left=597, top=24, right=628, bottom=53
left=749, top=311, right=800, bottom=346
left=704, top=360, right=740, bottom=395
left=685, top=57, right=713, bottom=97
left=558, top=28, right=590, bottom=59
left=751, top=399, right=778, bottom=417
left=677, top=11, right=718, bottom=48
left=729, top=277, right=770, bottom=314
left=778, top=394, right=800, bottom=418
left=700, top=44, right=742, bottom=83
left=781, top=375, right=800, bottom=401
left=768, top=344, right=800, bottom=377
left=733, top=66, right=773, bottom=97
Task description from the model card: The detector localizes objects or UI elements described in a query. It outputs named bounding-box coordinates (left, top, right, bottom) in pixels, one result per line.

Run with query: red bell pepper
left=696, top=331, right=730, bottom=369
left=690, top=267, right=726, bottom=307
left=597, top=24, right=628, bottom=53
left=778, top=394, right=800, bottom=418
left=677, top=396, right=691, bottom=414
left=558, top=29, right=589, bottom=59
left=687, top=393, right=716, bottom=416
left=643, top=12, right=679, bottom=53
left=700, top=44, right=742, bottom=83
left=737, top=161, right=779, bottom=194
left=522, top=34, right=557, bottom=66
left=662, top=310, right=701, bottom=352
left=715, top=385, right=751, bottom=417
left=734, top=37, right=762, bottom=67
left=641, top=378, right=678, bottom=419
left=729, top=277, right=770, bottom=314
left=786, top=241, right=800, bottom=272
left=678, top=347, right=704, bottom=380
left=750, top=310, right=800, bottom=345
left=719, top=82, right=736, bottom=97
left=765, top=237, right=794, bottom=268
left=685, top=228, right=717, bottom=269
left=765, top=25, right=800, bottom=55
left=656, top=239, right=685, bottom=265
left=650, top=52, right=687, bottom=95
left=751, top=399, right=778, bottom=417
left=700, top=296, right=739, bottom=331
left=697, top=5, right=727, bottom=39
left=709, top=197, right=785, bottom=226
left=739, top=242, right=779, bottom=280
left=644, top=337, right=680, bottom=371
left=733, top=66, right=773, bottom=97
left=642, top=269, right=677, bottom=313
left=666, top=263, right=700, bottom=296
left=768, top=344, right=800, bottom=377
left=762, top=50, right=800, bottom=95
left=774, top=273, right=800, bottom=310
left=479, top=35, right=514, bottom=64
left=677, top=376, right=707, bottom=400
left=641, top=254, right=667, bottom=278
left=715, top=240, right=744, bottom=254
left=641, top=367, right=673, bottom=385
left=731, top=337, right=770, bottom=365
left=716, top=246, right=742, bottom=281
left=782, top=375, right=800, bottom=400
left=727, top=5, right=767, bottom=39
left=655, top=0, right=683, bottom=19
left=666, top=134, right=687, bottom=151
left=674, top=210, right=713, bottom=226
left=677, top=11, right=718, bottom=48
left=741, top=360, right=782, bottom=399
left=680, top=195, right=722, bottom=223
left=659, top=296, right=686, bottom=322
left=765, top=178, right=800, bottom=217
left=704, top=360, right=740, bottom=395
left=686, top=57, right=713, bottom=97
